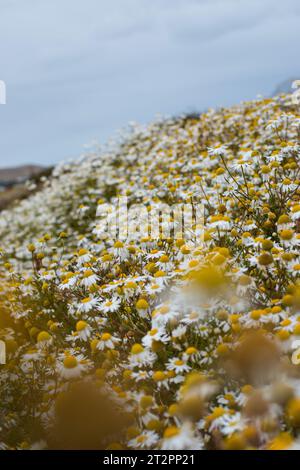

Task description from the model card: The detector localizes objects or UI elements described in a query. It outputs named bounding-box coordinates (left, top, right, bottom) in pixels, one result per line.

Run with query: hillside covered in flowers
left=1, top=94, right=300, bottom=450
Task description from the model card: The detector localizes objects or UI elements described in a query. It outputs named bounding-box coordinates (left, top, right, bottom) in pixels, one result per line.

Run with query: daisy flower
left=100, top=297, right=121, bottom=313
left=161, top=423, right=203, bottom=450
left=167, top=357, right=191, bottom=374
left=96, top=332, right=120, bottom=350
left=78, top=296, right=100, bottom=313
left=142, top=327, right=169, bottom=348
left=57, top=353, right=91, bottom=379
left=74, top=320, right=92, bottom=341
left=128, top=344, right=155, bottom=368
left=128, top=431, right=159, bottom=449
left=80, top=269, right=99, bottom=288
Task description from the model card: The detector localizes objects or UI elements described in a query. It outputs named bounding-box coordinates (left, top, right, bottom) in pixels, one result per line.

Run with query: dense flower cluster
left=1, top=94, right=300, bottom=450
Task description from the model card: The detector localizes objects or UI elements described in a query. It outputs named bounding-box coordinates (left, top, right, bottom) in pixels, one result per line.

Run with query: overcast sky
left=0, top=0, right=299, bottom=167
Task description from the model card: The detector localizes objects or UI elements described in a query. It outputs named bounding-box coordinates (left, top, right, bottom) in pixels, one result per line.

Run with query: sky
left=0, top=0, right=300, bottom=168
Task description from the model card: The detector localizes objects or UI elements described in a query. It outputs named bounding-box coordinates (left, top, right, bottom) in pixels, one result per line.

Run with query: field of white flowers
left=1, top=93, right=300, bottom=450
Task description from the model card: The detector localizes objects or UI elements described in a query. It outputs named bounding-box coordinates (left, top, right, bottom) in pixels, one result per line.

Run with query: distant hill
left=0, top=164, right=52, bottom=210
left=0, top=165, right=45, bottom=187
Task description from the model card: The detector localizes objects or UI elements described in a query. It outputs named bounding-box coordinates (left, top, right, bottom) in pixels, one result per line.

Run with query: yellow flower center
left=37, top=331, right=51, bottom=343
left=78, top=249, right=88, bottom=256
left=136, top=299, right=149, bottom=310
left=164, top=426, right=180, bottom=439
left=101, top=333, right=112, bottom=341
left=63, top=356, right=78, bottom=369
left=175, top=359, right=184, bottom=366
left=250, top=310, right=261, bottom=320
left=131, top=343, right=144, bottom=355
left=279, top=230, right=294, bottom=240
left=76, top=321, right=88, bottom=331
left=114, top=241, right=124, bottom=248
left=125, top=281, right=138, bottom=289
left=153, top=371, right=165, bottom=382
left=150, top=329, right=158, bottom=336
left=83, top=270, right=93, bottom=278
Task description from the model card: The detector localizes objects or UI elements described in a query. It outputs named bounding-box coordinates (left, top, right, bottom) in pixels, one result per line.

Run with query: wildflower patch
left=1, top=91, right=300, bottom=450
